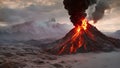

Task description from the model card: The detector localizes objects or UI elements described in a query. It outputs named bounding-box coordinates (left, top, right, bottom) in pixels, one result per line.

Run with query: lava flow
left=58, top=18, right=95, bottom=54
left=48, top=0, right=120, bottom=55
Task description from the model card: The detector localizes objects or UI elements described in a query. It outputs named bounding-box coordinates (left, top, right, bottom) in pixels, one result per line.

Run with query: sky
left=0, top=0, right=120, bottom=32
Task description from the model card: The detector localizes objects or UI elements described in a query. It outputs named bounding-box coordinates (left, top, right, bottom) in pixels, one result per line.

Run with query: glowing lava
left=49, top=17, right=120, bottom=55
left=81, top=18, right=88, bottom=30
left=76, top=18, right=88, bottom=33
left=58, top=18, right=92, bottom=54
left=49, top=0, right=120, bottom=55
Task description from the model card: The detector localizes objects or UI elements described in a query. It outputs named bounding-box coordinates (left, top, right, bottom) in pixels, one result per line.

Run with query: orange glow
left=58, top=46, right=66, bottom=54
left=58, top=18, right=94, bottom=54
left=70, top=44, right=74, bottom=53
left=76, top=26, right=81, bottom=32
left=81, top=18, right=88, bottom=30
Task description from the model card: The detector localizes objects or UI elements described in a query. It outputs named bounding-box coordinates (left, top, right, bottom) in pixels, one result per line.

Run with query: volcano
left=48, top=18, right=120, bottom=55
left=47, top=0, right=120, bottom=55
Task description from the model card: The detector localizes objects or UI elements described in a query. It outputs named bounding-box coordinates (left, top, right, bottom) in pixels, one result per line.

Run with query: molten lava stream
left=48, top=0, right=120, bottom=55
left=57, top=18, right=95, bottom=55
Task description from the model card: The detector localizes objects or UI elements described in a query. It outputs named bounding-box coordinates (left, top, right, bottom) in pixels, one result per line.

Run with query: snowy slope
left=0, top=19, right=72, bottom=41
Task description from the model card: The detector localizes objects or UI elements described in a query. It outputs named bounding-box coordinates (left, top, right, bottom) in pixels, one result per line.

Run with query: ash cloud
left=87, top=0, right=120, bottom=23
left=92, top=0, right=110, bottom=23
left=0, top=0, right=65, bottom=25
left=0, top=0, right=72, bottom=41
left=0, top=0, right=120, bottom=41
left=63, top=0, right=96, bottom=26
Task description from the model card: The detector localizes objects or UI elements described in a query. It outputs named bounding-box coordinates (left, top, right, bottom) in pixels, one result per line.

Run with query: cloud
left=1, top=0, right=119, bottom=33
left=0, top=0, right=68, bottom=25
left=87, top=0, right=120, bottom=22
left=0, top=0, right=59, bottom=8
left=0, top=19, right=71, bottom=41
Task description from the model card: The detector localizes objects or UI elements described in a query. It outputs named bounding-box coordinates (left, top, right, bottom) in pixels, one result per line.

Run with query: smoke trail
left=63, top=0, right=96, bottom=26
left=92, top=0, right=110, bottom=23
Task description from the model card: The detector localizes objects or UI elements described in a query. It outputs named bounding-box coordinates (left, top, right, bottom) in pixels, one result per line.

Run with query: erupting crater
left=48, top=18, right=120, bottom=55
left=47, top=0, right=120, bottom=55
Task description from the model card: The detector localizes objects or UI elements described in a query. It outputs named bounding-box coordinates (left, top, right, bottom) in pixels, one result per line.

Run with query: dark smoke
left=92, top=0, right=110, bottom=23
left=63, top=0, right=96, bottom=26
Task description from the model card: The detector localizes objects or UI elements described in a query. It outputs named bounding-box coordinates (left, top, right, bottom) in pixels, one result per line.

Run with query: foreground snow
left=0, top=43, right=120, bottom=68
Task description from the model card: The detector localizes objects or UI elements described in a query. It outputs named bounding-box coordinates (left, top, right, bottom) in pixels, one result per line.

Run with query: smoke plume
left=87, top=0, right=120, bottom=24
left=63, top=0, right=96, bottom=26
left=92, top=0, right=110, bottom=23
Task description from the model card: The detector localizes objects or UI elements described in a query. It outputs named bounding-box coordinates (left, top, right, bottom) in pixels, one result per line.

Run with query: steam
left=92, top=0, right=110, bottom=23
left=0, top=19, right=71, bottom=41
left=0, top=0, right=120, bottom=41
left=0, top=0, right=120, bottom=26
left=87, top=0, right=120, bottom=23
left=0, top=0, right=64, bottom=25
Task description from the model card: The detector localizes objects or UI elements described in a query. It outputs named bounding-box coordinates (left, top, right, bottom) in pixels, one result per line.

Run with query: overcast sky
left=0, top=0, right=120, bottom=32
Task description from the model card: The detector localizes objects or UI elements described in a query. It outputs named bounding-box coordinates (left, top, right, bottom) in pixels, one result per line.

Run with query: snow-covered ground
left=0, top=19, right=120, bottom=68
left=0, top=43, right=120, bottom=68
left=0, top=19, right=72, bottom=41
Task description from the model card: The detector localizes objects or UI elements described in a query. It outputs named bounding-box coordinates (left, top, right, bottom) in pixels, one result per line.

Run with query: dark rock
left=16, top=52, right=26, bottom=56
left=45, top=55, right=57, bottom=60
left=66, top=65, right=72, bottom=68
left=0, top=58, right=5, bottom=64
left=2, top=53, right=14, bottom=57
left=33, top=60, right=45, bottom=64
left=60, top=61, right=65, bottom=63
left=48, top=23, right=120, bottom=55
left=52, top=63, right=63, bottom=68
left=0, top=62, right=26, bottom=68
